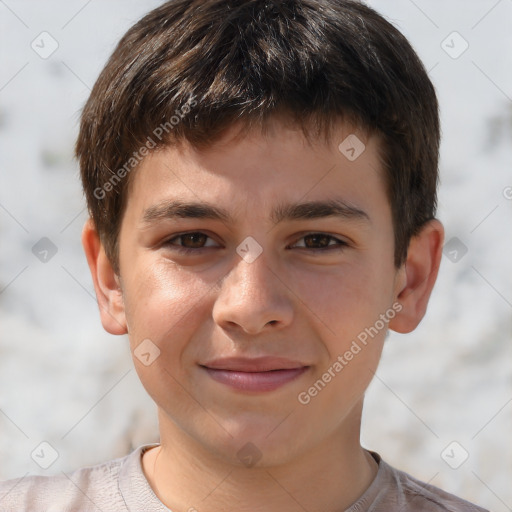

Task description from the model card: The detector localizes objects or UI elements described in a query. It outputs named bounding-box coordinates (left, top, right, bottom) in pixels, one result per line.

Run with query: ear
left=81, top=218, right=128, bottom=335
left=388, top=219, right=444, bottom=334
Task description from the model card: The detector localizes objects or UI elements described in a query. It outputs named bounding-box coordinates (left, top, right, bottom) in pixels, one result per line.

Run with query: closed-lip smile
left=199, top=356, right=310, bottom=392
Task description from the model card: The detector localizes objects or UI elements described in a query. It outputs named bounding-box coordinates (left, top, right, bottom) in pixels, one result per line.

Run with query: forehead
left=123, top=119, right=388, bottom=226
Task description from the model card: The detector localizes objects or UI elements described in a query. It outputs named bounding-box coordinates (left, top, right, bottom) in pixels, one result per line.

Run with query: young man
left=0, top=0, right=488, bottom=510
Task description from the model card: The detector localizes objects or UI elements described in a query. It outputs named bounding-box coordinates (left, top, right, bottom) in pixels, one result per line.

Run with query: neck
left=142, top=404, right=378, bottom=512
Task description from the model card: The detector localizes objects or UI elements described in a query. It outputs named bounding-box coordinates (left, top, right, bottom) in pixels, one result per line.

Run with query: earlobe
left=388, top=219, right=444, bottom=334
left=81, top=218, right=128, bottom=335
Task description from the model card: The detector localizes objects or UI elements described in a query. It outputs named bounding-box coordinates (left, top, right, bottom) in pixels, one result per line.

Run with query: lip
left=201, top=367, right=309, bottom=392
left=201, top=356, right=308, bottom=372
left=199, top=357, right=310, bottom=392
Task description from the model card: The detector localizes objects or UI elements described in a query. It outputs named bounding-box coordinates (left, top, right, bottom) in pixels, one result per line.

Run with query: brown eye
left=178, top=233, right=208, bottom=248
left=304, top=234, right=331, bottom=248
left=164, top=232, right=219, bottom=253
left=292, top=233, right=348, bottom=251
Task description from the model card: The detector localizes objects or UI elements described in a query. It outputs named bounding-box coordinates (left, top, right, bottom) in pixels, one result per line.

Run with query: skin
left=82, top=118, right=444, bottom=512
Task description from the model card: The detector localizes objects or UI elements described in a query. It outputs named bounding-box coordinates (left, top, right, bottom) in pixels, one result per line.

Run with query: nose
left=212, top=251, right=294, bottom=335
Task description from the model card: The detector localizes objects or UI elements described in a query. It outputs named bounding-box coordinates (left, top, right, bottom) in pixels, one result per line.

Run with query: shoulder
left=0, top=448, right=138, bottom=512
left=361, top=454, right=489, bottom=512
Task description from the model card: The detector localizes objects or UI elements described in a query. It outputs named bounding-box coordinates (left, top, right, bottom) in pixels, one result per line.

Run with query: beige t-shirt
left=0, top=444, right=488, bottom=511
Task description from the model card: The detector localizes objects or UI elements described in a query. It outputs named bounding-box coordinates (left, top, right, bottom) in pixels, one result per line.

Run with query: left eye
left=290, top=233, right=348, bottom=250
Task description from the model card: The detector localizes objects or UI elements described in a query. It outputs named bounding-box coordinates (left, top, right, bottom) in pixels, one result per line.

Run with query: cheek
left=123, top=258, right=209, bottom=348
left=290, top=258, right=392, bottom=334
left=123, top=261, right=213, bottom=406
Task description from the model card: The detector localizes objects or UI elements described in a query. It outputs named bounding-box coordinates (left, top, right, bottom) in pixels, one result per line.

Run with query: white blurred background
left=0, top=1, right=510, bottom=510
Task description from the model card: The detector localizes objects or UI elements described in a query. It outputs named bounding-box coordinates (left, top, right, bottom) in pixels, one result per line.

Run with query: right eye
left=163, top=232, right=221, bottom=254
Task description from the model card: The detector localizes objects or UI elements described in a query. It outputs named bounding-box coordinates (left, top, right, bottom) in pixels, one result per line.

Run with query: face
left=114, top=119, right=405, bottom=466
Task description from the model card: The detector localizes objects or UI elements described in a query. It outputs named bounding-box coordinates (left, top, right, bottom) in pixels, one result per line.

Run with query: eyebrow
left=141, top=198, right=370, bottom=227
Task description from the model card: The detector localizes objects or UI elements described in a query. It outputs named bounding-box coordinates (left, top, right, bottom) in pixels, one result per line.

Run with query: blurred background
left=0, top=0, right=510, bottom=510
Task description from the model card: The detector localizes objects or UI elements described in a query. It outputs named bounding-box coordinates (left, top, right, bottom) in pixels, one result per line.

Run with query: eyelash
left=162, top=232, right=349, bottom=254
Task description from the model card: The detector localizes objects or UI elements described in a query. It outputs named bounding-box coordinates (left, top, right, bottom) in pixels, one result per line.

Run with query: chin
left=201, top=414, right=309, bottom=467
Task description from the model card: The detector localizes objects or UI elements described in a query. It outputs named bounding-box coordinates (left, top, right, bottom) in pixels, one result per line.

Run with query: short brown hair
left=76, top=0, right=440, bottom=273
